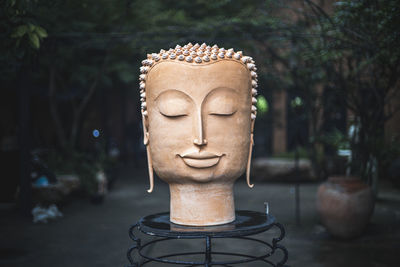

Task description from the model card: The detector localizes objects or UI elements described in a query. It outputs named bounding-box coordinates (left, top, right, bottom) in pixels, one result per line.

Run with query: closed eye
left=156, top=89, right=193, bottom=118
left=160, top=111, right=188, bottom=118
left=203, top=87, right=239, bottom=118
left=209, top=110, right=237, bottom=116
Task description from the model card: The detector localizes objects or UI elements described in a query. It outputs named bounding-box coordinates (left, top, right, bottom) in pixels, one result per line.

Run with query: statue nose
left=193, top=110, right=207, bottom=146
left=193, top=138, right=207, bottom=146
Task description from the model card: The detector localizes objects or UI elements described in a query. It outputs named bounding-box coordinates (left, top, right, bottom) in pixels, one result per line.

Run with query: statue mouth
left=178, top=151, right=224, bottom=169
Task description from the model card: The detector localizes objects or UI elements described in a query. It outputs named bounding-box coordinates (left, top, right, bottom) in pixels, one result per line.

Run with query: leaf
left=10, top=25, right=28, bottom=38
left=29, top=33, right=40, bottom=49
left=35, top=26, right=48, bottom=38
left=28, top=23, right=35, bottom=32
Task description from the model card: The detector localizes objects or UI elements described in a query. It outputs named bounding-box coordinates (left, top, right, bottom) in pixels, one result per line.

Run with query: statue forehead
left=139, top=42, right=259, bottom=121
left=146, top=60, right=251, bottom=91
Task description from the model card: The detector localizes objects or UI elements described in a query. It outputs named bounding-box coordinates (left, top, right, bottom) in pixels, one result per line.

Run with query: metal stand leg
left=294, top=146, right=301, bottom=226
left=272, top=223, right=289, bottom=267
left=205, top=236, right=212, bottom=267
left=127, top=223, right=141, bottom=267
left=295, top=183, right=300, bottom=226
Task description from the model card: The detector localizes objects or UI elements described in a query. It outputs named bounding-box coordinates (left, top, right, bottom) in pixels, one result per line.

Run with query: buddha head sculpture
left=139, top=42, right=258, bottom=226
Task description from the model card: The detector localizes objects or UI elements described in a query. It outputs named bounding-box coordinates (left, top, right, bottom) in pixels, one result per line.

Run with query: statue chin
left=139, top=42, right=258, bottom=226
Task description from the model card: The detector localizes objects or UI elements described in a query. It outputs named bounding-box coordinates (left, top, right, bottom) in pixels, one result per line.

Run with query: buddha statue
left=139, top=42, right=258, bottom=226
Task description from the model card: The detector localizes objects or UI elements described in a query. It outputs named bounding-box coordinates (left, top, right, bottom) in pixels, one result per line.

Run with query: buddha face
left=143, top=60, right=253, bottom=184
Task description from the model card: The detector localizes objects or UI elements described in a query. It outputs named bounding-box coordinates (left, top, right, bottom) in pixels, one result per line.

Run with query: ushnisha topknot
left=139, top=42, right=258, bottom=120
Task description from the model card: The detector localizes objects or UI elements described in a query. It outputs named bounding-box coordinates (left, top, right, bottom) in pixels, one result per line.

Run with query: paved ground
left=1, top=165, right=400, bottom=267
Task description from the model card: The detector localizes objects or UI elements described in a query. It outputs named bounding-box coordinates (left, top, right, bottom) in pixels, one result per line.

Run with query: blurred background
left=1, top=0, right=399, bottom=266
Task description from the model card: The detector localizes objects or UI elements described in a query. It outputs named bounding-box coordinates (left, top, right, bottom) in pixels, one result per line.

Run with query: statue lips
left=178, top=151, right=224, bottom=169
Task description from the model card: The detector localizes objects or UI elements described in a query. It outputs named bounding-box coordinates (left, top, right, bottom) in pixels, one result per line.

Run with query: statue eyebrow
left=209, top=87, right=237, bottom=93
left=202, top=86, right=238, bottom=101
left=155, top=89, right=194, bottom=102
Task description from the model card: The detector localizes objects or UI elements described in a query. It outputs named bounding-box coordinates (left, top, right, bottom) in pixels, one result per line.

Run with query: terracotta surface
left=139, top=43, right=257, bottom=226
left=317, top=176, right=374, bottom=238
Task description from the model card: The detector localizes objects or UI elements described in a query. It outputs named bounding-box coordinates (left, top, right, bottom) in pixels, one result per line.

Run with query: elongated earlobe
left=142, top=114, right=154, bottom=193
left=246, top=118, right=256, bottom=188
left=146, top=141, right=154, bottom=193
left=246, top=132, right=254, bottom=188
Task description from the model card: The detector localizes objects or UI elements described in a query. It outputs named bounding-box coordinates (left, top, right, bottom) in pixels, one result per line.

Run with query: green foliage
left=0, top=0, right=48, bottom=81
left=2, top=0, right=399, bottom=184
left=45, top=148, right=114, bottom=195
left=45, top=150, right=95, bottom=195
left=280, top=0, right=400, bottom=182
left=256, top=95, right=269, bottom=115
left=319, top=128, right=349, bottom=151
left=290, top=96, right=304, bottom=109
left=11, top=23, right=47, bottom=49
left=274, top=146, right=309, bottom=160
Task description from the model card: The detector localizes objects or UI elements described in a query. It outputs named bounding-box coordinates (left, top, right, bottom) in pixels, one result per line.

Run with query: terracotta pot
left=316, top=176, right=374, bottom=239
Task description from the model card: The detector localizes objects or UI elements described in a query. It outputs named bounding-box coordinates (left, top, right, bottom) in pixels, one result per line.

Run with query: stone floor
left=1, top=165, right=400, bottom=267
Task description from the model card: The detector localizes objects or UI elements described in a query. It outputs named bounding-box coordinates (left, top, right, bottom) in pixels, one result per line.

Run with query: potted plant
left=298, top=0, right=400, bottom=238
left=316, top=128, right=374, bottom=238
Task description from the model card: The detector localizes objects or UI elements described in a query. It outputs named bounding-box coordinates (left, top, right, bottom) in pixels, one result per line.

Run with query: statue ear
left=142, top=113, right=149, bottom=145
left=246, top=119, right=256, bottom=188
left=142, top=113, right=154, bottom=193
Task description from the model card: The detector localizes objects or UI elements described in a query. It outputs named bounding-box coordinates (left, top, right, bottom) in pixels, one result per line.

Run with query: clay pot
left=316, top=176, right=374, bottom=239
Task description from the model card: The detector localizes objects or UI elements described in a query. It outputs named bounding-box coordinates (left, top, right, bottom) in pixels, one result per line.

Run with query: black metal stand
left=126, top=210, right=288, bottom=266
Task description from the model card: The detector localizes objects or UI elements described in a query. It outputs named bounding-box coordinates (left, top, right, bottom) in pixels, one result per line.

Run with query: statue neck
left=169, top=182, right=235, bottom=226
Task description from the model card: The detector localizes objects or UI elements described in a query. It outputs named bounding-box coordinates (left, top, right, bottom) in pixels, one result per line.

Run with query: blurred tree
left=2, top=0, right=285, bottom=152
left=5, top=0, right=398, bottom=186
left=0, top=0, right=48, bottom=79
left=0, top=0, right=49, bottom=212
left=1, top=0, right=289, bottom=196
left=281, top=0, right=400, bottom=184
